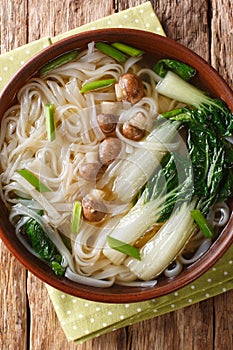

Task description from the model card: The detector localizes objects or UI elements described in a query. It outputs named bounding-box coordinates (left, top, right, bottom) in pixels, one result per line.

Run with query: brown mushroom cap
left=82, top=194, right=107, bottom=222
left=79, top=161, right=106, bottom=182
left=117, top=73, right=144, bottom=104
left=98, top=137, right=122, bottom=165
left=96, top=113, right=117, bottom=134
left=122, top=122, right=145, bottom=141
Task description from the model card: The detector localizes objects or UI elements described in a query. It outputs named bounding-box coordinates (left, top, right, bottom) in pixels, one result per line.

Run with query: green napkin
left=46, top=246, right=233, bottom=343
left=0, top=2, right=232, bottom=345
left=0, top=37, right=51, bottom=90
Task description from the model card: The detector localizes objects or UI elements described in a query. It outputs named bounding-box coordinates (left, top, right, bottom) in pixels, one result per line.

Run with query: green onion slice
left=111, top=42, right=144, bottom=57
left=44, top=103, right=55, bottom=142
left=95, top=42, right=128, bottom=63
left=16, top=169, right=51, bottom=193
left=107, top=236, right=141, bottom=260
left=190, top=209, right=215, bottom=238
left=71, top=201, right=82, bottom=234
left=40, top=50, right=79, bottom=76
left=80, top=78, right=115, bottom=94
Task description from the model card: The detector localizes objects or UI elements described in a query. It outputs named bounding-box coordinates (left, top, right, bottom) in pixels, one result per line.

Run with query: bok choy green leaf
left=153, top=59, right=196, bottom=81
left=23, top=217, right=65, bottom=276
left=161, top=101, right=233, bottom=214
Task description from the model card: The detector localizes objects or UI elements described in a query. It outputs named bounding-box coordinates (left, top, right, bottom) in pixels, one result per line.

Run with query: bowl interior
left=0, top=28, right=233, bottom=303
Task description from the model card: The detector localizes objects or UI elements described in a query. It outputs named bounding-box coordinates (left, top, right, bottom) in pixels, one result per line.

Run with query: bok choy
left=161, top=100, right=233, bottom=214
left=125, top=200, right=196, bottom=280
left=23, top=217, right=66, bottom=276
left=153, top=59, right=196, bottom=81
left=156, top=70, right=217, bottom=109
left=121, top=67, right=233, bottom=280
left=103, top=152, right=193, bottom=265
left=113, top=120, right=181, bottom=202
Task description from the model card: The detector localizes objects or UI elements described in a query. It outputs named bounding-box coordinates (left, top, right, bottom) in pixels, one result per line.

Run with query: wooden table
left=1, top=1, right=232, bottom=349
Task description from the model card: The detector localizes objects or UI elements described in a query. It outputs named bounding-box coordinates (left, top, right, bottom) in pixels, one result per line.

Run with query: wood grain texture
left=27, top=0, right=114, bottom=41
left=0, top=0, right=28, bottom=52
left=155, top=0, right=210, bottom=60
left=214, top=291, right=233, bottom=349
left=0, top=0, right=233, bottom=349
left=0, top=243, right=27, bottom=350
left=127, top=299, right=214, bottom=350
left=211, top=0, right=233, bottom=88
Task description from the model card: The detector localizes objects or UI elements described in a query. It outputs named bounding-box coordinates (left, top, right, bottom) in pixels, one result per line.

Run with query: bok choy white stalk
left=125, top=199, right=196, bottom=280
left=113, top=120, right=180, bottom=202
left=103, top=153, right=193, bottom=265
left=155, top=70, right=226, bottom=111
left=103, top=196, right=165, bottom=265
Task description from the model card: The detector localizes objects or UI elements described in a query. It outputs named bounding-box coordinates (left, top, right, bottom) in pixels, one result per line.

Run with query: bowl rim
left=0, top=28, right=233, bottom=303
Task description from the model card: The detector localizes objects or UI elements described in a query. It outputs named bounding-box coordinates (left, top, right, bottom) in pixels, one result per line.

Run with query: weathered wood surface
left=0, top=0, right=232, bottom=349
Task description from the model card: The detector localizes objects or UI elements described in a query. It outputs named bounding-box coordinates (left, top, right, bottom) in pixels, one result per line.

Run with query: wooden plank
left=27, top=0, right=114, bottom=42
left=127, top=300, right=214, bottom=350
left=27, top=274, right=128, bottom=350
left=117, top=0, right=210, bottom=59
left=0, top=1, right=28, bottom=349
left=211, top=4, right=233, bottom=348
left=214, top=291, right=233, bottom=349
left=27, top=274, right=77, bottom=350
left=0, top=242, right=27, bottom=350
left=155, top=0, right=210, bottom=61
left=211, top=0, right=233, bottom=87
left=0, top=0, right=28, bottom=53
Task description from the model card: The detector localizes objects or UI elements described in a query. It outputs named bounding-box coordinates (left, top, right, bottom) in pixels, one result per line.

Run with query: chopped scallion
left=40, top=50, right=79, bottom=76
left=16, top=169, right=51, bottom=192
left=80, top=78, right=115, bottom=94
left=107, top=236, right=141, bottom=260
left=44, top=103, right=55, bottom=142
left=71, top=201, right=82, bottom=234
left=190, top=209, right=215, bottom=238
left=111, top=42, right=144, bottom=57
left=95, top=42, right=128, bottom=62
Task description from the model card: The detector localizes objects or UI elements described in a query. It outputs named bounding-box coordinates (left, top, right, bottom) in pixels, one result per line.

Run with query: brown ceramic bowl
left=0, top=28, right=233, bottom=303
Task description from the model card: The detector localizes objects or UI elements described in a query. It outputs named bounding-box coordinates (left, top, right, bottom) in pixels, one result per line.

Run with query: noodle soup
left=0, top=30, right=233, bottom=301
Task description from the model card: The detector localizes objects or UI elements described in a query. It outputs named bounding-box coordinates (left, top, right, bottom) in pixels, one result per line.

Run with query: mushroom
left=98, top=137, right=122, bottom=166
left=121, top=112, right=146, bottom=141
left=115, top=73, right=144, bottom=104
left=82, top=193, right=107, bottom=222
left=96, top=113, right=117, bottom=134
left=79, top=161, right=106, bottom=182
left=122, top=122, right=145, bottom=141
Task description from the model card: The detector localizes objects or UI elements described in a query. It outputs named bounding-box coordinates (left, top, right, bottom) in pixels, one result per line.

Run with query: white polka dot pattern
left=46, top=240, right=233, bottom=344
left=0, top=38, right=50, bottom=92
